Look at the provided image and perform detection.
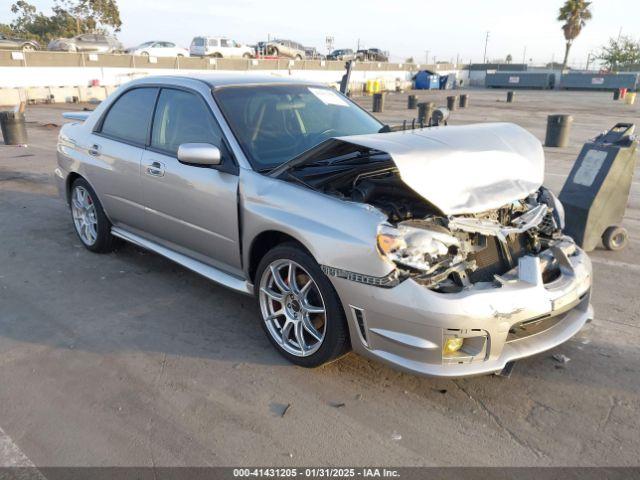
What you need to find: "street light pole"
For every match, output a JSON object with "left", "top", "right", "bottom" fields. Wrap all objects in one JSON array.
[
  {"left": 425, "top": 50, "right": 430, "bottom": 64},
  {"left": 483, "top": 31, "right": 490, "bottom": 63}
]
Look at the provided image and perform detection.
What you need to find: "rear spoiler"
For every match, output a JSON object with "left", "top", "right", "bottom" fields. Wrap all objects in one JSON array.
[{"left": 62, "top": 111, "right": 91, "bottom": 122}]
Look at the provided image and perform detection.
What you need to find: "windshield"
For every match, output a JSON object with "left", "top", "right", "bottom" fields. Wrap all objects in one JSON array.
[
  {"left": 138, "top": 41, "right": 154, "bottom": 48},
  {"left": 214, "top": 85, "right": 382, "bottom": 170}
]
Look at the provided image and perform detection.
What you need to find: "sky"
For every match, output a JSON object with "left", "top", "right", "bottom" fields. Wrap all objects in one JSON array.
[{"left": 1, "top": 0, "right": 637, "bottom": 66}]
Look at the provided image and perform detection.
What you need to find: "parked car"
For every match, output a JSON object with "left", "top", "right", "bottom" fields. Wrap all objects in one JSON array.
[
  {"left": 48, "top": 34, "right": 123, "bottom": 53},
  {"left": 0, "top": 33, "right": 40, "bottom": 51},
  {"left": 125, "top": 41, "right": 189, "bottom": 57},
  {"left": 264, "top": 39, "right": 305, "bottom": 59},
  {"left": 327, "top": 48, "right": 355, "bottom": 61},
  {"left": 356, "top": 48, "right": 388, "bottom": 62},
  {"left": 55, "top": 75, "right": 593, "bottom": 377},
  {"left": 189, "top": 36, "right": 253, "bottom": 58},
  {"left": 303, "top": 46, "right": 324, "bottom": 60}
]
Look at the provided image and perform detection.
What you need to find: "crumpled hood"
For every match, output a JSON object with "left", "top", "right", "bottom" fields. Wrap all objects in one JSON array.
[{"left": 336, "top": 123, "right": 544, "bottom": 215}]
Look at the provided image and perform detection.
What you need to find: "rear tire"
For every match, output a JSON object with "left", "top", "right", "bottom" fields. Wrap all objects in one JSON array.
[
  {"left": 69, "top": 177, "right": 117, "bottom": 253},
  {"left": 255, "top": 243, "right": 350, "bottom": 368}
]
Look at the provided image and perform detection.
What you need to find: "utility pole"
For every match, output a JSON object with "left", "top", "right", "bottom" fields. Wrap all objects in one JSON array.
[
  {"left": 425, "top": 50, "right": 430, "bottom": 64},
  {"left": 483, "top": 31, "right": 490, "bottom": 63},
  {"left": 522, "top": 46, "right": 527, "bottom": 64}
]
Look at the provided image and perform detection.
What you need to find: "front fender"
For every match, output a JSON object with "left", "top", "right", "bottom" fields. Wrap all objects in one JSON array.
[{"left": 240, "top": 169, "right": 392, "bottom": 278}]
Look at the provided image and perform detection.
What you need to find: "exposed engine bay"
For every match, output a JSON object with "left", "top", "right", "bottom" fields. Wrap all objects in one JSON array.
[{"left": 279, "top": 146, "right": 565, "bottom": 293}]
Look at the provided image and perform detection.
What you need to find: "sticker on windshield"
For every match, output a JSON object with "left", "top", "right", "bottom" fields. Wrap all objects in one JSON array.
[{"left": 308, "top": 88, "right": 349, "bottom": 107}]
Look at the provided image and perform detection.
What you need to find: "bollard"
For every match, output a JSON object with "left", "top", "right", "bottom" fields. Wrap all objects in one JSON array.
[
  {"left": 613, "top": 89, "right": 620, "bottom": 100},
  {"left": 417, "top": 102, "right": 434, "bottom": 126},
  {"left": 506, "top": 91, "right": 515, "bottom": 103},
  {"left": 372, "top": 93, "right": 385, "bottom": 113},
  {"left": 545, "top": 114, "right": 573, "bottom": 147},
  {"left": 459, "top": 94, "right": 468, "bottom": 108},
  {"left": 446, "top": 95, "right": 457, "bottom": 111},
  {"left": 407, "top": 94, "right": 417, "bottom": 109},
  {"left": 0, "top": 111, "right": 28, "bottom": 145},
  {"left": 620, "top": 88, "right": 627, "bottom": 99}
]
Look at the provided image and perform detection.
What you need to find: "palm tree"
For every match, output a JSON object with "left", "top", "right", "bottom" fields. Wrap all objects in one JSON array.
[{"left": 558, "top": 0, "right": 592, "bottom": 71}]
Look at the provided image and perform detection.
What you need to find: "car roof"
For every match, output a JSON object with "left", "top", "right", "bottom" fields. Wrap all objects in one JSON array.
[{"left": 129, "top": 74, "right": 325, "bottom": 89}]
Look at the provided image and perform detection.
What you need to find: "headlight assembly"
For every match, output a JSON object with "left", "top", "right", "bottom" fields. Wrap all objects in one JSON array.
[{"left": 376, "top": 222, "right": 463, "bottom": 274}]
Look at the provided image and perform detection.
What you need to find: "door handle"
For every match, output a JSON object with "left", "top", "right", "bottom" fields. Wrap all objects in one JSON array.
[
  {"left": 88, "top": 144, "right": 101, "bottom": 156},
  {"left": 145, "top": 161, "right": 165, "bottom": 177}
]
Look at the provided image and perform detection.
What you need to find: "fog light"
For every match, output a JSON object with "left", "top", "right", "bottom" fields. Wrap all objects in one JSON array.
[{"left": 443, "top": 337, "right": 464, "bottom": 355}]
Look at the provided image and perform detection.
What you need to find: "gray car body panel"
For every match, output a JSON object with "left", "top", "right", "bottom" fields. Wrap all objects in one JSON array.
[{"left": 55, "top": 74, "right": 594, "bottom": 377}]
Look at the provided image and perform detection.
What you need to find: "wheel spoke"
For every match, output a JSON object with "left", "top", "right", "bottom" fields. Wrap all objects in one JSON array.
[
  {"left": 302, "top": 314, "right": 322, "bottom": 342},
  {"left": 293, "top": 321, "right": 307, "bottom": 353},
  {"left": 261, "top": 287, "right": 284, "bottom": 303},
  {"left": 270, "top": 265, "right": 290, "bottom": 293},
  {"left": 265, "top": 309, "right": 284, "bottom": 323},
  {"left": 303, "top": 301, "right": 325, "bottom": 315},
  {"left": 299, "top": 277, "right": 313, "bottom": 298},
  {"left": 287, "top": 262, "right": 299, "bottom": 294},
  {"left": 280, "top": 319, "right": 293, "bottom": 345}
]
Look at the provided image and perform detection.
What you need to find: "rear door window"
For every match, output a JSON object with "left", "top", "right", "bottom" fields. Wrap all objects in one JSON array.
[{"left": 99, "top": 88, "right": 158, "bottom": 145}]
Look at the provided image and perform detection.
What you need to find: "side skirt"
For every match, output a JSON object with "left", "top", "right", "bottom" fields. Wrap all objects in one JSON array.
[{"left": 111, "top": 227, "right": 254, "bottom": 295}]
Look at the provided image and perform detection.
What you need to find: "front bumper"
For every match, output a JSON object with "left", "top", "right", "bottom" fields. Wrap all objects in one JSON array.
[{"left": 330, "top": 238, "right": 593, "bottom": 377}]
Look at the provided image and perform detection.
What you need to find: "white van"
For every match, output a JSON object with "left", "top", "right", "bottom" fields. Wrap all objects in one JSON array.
[{"left": 189, "top": 37, "right": 254, "bottom": 58}]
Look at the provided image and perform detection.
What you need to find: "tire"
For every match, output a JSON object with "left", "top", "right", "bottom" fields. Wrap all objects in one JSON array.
[
  {"left": 295, "top": 55, "right": 302, "bottom": 61},
  {"left": 177, "top": 54, "right": 184, "bottom": 58},
  {"left": 141, "top": 51, "right": 149, "bottom": 56},
  {"left": 602, "top": 226, "right": 628, "bottom": 251},
  {"left": 255, "top": 243, "right": 350, "bottom": 367},
  {"left": 69, "top": 177, "right": 117, "bottom": 253},
  {"left": 268, "top": 47, "right": 279, "bottom": 57},
  {"left": 243, "top": 53, "right": 252, "bottom": 59},
  {"left": 213, "top": 53, "right": 223, "bottom": 58},
  {"left": 21, "top": 43, "right": 36, "bottom": 52}
]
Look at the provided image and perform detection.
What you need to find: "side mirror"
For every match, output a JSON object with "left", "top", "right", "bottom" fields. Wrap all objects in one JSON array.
[{"left": 177, "top": 143, "right": 221, "bottom": 166}]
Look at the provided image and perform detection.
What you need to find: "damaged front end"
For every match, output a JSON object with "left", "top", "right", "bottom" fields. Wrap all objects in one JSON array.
[
  {"left": 376, "top": 188, "right": 567, "bottom": 292},
  {"left": 273, "top": 124, "right": 572, "bottom": 294}
]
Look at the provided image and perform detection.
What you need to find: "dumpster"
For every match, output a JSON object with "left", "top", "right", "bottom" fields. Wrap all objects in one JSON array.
[
  {"left": 559, "top": 123, "right": 638, "bottom": 251},
  {"left": 414, "top": 70, "right": 439, "bottom": 90}
]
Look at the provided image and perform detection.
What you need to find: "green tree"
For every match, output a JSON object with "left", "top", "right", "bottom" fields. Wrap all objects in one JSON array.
[
  {"left": 405, "top": 57, "right": 415, "bottom": 64},
  {"left": 55, "top": 0, "right": 122, "bottom": 34},
  {"left": 505, "top": 53, "right": 513, "bottom": 63},
  {"left": 6, "top": 0, "right": 121, "bottom": 44},
  {"left": 557, "top": 0, "right": 592, "bottom": 71},
  {"left": 597, "top": 35, "right": 640, "bottom": 70}
]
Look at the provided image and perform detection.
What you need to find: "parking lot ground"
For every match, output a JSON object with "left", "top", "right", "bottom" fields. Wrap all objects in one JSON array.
[{"left": 0, "top": 89, "right": 639, "bottom": 467}]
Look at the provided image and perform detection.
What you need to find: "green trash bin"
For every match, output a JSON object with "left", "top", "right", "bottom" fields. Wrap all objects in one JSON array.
[{"left": 559, "top": 123, "right": 638, "bottom": 251}]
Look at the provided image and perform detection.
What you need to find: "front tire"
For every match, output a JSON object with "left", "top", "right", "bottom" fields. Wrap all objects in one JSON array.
[
  {"left": 256, "top": 243, "right": 350, "bottom": 367},
  {"left": 70, "top": 178, "right": 116, "bottom": 253}
]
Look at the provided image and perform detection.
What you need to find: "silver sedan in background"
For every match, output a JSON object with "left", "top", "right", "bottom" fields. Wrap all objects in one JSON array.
[
  {"left": 55, "top": 75, "right": 593, "bottom": 377},
  {"left": 48, "top": 33, "right": 123, "bottom": 53}
]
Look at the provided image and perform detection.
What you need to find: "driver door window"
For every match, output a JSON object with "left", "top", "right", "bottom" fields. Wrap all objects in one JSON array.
[{"left": 151, "top": 88, "right": 224, "bottom": 155}]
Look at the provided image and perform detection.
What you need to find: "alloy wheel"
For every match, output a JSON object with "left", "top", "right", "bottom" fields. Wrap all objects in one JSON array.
[
  {"left": 259, "top": 259, "right": 327, "bottom": 357},
  {"left": 71, "top": 185, "right": 98, "bottom": 246}
]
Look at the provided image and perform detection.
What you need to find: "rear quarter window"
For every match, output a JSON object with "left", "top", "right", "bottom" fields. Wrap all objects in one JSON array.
[{"left": 99, "top": 87, "right": 158, "bottom": 145}]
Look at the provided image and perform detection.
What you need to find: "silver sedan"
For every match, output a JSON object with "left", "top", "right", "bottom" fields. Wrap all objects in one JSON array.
[{"left": 55, "top": 75, "right": 593, "bottom": 377}]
